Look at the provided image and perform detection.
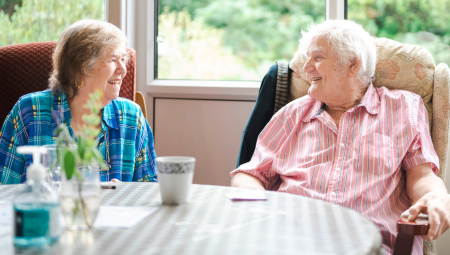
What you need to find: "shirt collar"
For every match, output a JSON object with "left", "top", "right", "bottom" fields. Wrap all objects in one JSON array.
[
  {"left": 356, "top": 83, "right": 379, "bottom": 115},
  {"left": 301, "top": 83, "right": 379, "bottom": 123},
  {"left": 302, "top": 100, "right": 325, "bottom": 123},
  {"left": 51, "top": 90, "right": 119, "bottom": 130}
]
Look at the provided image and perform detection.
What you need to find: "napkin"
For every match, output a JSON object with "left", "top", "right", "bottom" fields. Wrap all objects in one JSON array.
[{"left": 93, "top": 206, "right": 158, "bottom": 228}]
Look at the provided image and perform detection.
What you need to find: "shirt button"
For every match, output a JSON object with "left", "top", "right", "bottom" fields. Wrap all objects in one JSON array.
[
  {"left": 331, "top": 192, "right": 336, "bottom": 196},
  {"left": 340, "top": 143, "right": 345, "bottom": 147},
  {"left": 336, "top": 167, "right": 340, "bottom": 171}
]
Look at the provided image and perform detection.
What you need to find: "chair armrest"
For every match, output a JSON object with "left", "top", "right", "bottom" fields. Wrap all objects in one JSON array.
[
  {"left": 397, "top": 217, "right": 429, "bottom": 235},
  {"left": 135, "top": 91, "right": 147, "bottom": 120},
  {"left": 393, "top": 216, "right": 429, "bottom": 255}
]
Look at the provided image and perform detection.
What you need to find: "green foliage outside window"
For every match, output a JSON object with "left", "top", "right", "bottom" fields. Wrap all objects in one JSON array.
[
  {"left": 0, "top": 0, "right": 103, "bottom": 46},
  {"left": 349, "top": 0, "right": 450, "bottom": 37},
  {"left": 1, "top": 0, "right": 449, "bottom": 80},
  {"left": 158, "top": 0, "right": 450, "bottom": 80},
  {"left": 349, "top": 0, "right": 450, "bottom": 66},
  {"left": 157, "top": 0, "right": 325, "bottom": 80}
]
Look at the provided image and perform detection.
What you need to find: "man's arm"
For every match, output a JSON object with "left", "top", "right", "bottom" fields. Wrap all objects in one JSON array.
[
  {"left": 231, "top": 172, "right": 265, "bottom": 190},
  {"left": 231, "top": 112, "right": 289, "bottom": 190},
  {"left": 406, "top": 163, "right": 450, "bottom": 240}
]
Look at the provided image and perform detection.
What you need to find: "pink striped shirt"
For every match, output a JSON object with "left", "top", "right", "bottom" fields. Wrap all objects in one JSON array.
[{"left": 231, "top": 84, "right": 439, "bottom": 255}]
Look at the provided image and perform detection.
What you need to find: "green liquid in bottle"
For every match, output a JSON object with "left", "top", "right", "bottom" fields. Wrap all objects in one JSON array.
[{"left": 14, "top": 203, "right": 60, "bottom": 247}]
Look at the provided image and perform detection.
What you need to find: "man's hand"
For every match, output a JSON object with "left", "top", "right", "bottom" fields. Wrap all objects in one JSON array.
[
  {"left": 406, "top": 163, "right": 450, "bottom": 240},
  {"left": 231, "top": 172, "right": 265, "bottom": 190},
  {"left": 111, "top": 178, "right": 121, "bottom": 182},
  {"left": 407, "top": 191, "right": 450, "bottom": 240}
]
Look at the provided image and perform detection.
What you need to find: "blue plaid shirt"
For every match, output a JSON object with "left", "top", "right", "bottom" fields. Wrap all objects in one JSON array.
[{"left": 0, "top": 89, "right": 157, "bottom": 184}]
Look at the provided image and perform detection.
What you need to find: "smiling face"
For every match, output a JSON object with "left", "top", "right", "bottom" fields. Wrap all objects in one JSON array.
[
  {"left": 83, "top": 46, "right": 128, "bottom": 106},
  {"left": 302, "top": 36, "right": 362, "bottom": 110}
]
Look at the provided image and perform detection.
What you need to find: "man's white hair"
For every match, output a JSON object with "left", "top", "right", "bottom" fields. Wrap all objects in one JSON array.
[{"left": 299, "top": 20, "right": 377, "bottom": 86}]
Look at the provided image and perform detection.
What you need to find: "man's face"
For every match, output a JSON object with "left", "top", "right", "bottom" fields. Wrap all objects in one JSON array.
[{"left": 302, "top": 36, "right": 356, "bottom": 108}]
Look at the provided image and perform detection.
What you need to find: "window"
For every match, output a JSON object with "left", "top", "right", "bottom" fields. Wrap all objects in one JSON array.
[
  {"left": 156, "top": 0, "right": 325, "bottom": 81},
  {"left": 348, "top": 0, "right": 450, "bottom": 67},
  {"left": 0, "top": 0, "right": 104, "bottom": 46}
]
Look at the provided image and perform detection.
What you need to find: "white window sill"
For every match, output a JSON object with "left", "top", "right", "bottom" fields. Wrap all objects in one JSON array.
[{"left": 145, "top": 80, "right": 260, "bottom": 101}]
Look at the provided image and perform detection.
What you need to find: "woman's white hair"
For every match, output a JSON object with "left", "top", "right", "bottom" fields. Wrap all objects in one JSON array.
[{"left": 299, "top": 20, "right": 377, "bottom": 86}]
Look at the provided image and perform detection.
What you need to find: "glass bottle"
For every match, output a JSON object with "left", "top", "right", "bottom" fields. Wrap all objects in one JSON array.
[{"left": 13, "top": 146, "right": 61, "bottom": 247}]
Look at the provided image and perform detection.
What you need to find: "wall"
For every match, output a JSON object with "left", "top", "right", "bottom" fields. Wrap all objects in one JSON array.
[{"left": 154, "top": 98, "right": 255, "bottom": 186}]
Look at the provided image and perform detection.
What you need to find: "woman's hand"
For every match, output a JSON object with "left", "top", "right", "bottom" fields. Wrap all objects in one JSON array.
[{"left": 111, "top": 178, "right": 121, "bottom": 182}]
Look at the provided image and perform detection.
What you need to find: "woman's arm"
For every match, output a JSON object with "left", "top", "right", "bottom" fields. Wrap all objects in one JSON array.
[
  {"left": 133, "top": 113, "right": 157, "bottom": 182},
  {"left": 0, "top": 104, "right": 27, "bottom": 184}
]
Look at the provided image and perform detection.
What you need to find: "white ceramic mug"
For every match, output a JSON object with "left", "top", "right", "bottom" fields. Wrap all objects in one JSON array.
[{"left": 156, "top": 156, "right": 196, "bottom": 205}]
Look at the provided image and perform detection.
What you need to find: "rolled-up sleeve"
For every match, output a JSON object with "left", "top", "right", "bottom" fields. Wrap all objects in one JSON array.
[
  {"left": 231, "top": 114, "right": 287, "bottom": 190},
  {"left": 401, "top": 99, "right": 439, "bottom": 174}
]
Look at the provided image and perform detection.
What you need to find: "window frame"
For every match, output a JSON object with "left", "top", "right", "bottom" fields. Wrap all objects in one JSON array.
[{"left": 108, "top": 0, "right": 344, "bottom": 95}]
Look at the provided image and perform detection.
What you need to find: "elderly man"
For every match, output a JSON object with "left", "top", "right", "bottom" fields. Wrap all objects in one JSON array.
[{"left": 231, "top": 20, "right": 450, "bottom": 254}]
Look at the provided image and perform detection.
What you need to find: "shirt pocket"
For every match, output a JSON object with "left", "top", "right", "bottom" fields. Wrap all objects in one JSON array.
[{"left": 351, "top": 132, "right": 397, "bottom": 174}]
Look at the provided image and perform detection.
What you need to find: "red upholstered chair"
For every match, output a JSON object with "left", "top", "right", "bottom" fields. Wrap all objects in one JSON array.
[{"left": 0, "top": 41, "right": 147, "bottom": 127}]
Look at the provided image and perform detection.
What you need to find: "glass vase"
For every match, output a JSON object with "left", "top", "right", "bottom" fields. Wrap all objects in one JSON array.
[
  {"left": 42, "top": 144, "right": 61, "bottom": 192},
  {"left": 60, "top": 164, "right": 100, "bottom": 231}
]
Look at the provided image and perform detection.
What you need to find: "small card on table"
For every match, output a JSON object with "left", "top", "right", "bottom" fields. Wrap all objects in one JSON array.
[
  {"left": 93, "top": 206, "right": 158, "bottom": 228},
  {"left": 225, "top": 192, "right": 267, "bottom": 201}
]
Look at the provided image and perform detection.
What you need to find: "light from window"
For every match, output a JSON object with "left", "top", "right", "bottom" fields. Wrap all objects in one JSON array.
[
  {"left": 156, "top": 0, "right": 325, "bottom": 81},
  {"left": 0, "top": 0, "right": 104, "bottom": 47},
  {"left": 348, "top": 0, "right": 450, "bottom": 67}
]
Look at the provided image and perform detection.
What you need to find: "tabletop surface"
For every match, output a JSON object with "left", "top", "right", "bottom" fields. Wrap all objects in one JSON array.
[{"left": 0, "top": 183, "right": 382, "bottom": 255}]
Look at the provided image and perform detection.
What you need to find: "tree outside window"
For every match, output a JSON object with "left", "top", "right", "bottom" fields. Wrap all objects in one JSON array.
[{"left": 0, "top": 0, "right": 104, "bottom": 46}]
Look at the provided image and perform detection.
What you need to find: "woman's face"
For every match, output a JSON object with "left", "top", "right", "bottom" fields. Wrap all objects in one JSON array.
[
  {"left": 302, "top": 36, "right": 359, "bottom": 109},
  {"left": 84, "top": 46, "right": 127, "bottom": 105}
]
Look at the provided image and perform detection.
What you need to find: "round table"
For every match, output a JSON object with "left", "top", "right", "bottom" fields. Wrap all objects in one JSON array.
[{"left": 0, "top": 183, "right": 382, "bottom": 255}]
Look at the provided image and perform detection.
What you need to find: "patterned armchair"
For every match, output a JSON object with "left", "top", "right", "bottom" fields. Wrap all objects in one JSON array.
[
  {"left": 0, "top": 41, "right": 146, "bottom": 127},
  {"left": 287, "top": 37, "right": 450, "bottom": 255}
]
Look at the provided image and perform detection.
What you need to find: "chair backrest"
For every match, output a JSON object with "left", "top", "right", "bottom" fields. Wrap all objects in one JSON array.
[
  {"left": 287, "top": 37, "right": 450, "bottom": 255},
  {"left": 0, "top": 41, "right": 137, "bottom": 126}
]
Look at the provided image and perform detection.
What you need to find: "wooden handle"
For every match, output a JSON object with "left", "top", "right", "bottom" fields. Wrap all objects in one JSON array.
[
  {"left": 397, "top": 217, "right": 429, "bottom": 235},
  {"left": 393, "top": 218, "right": 429, "bottom": 255}
]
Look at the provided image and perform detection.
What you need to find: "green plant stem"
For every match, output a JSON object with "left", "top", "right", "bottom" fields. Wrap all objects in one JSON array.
[{"left": 77, "top": 174, "right": 92, "bottom": 228}]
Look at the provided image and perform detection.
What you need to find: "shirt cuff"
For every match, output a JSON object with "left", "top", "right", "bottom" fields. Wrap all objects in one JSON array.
[
  {"left": 231, "top": 165, "right": 273, "bottom": 190},
  {"left": 402, "top": 154, "right": 440, "bottom": 174}
]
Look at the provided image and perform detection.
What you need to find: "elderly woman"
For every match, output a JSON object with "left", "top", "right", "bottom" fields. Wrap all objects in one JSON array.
[
  {"left": 231, "top": 20, "right": 450, "bottom": 254},
  {"left": 0, "top": 20, "right": 157, "bottom": 184}
]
